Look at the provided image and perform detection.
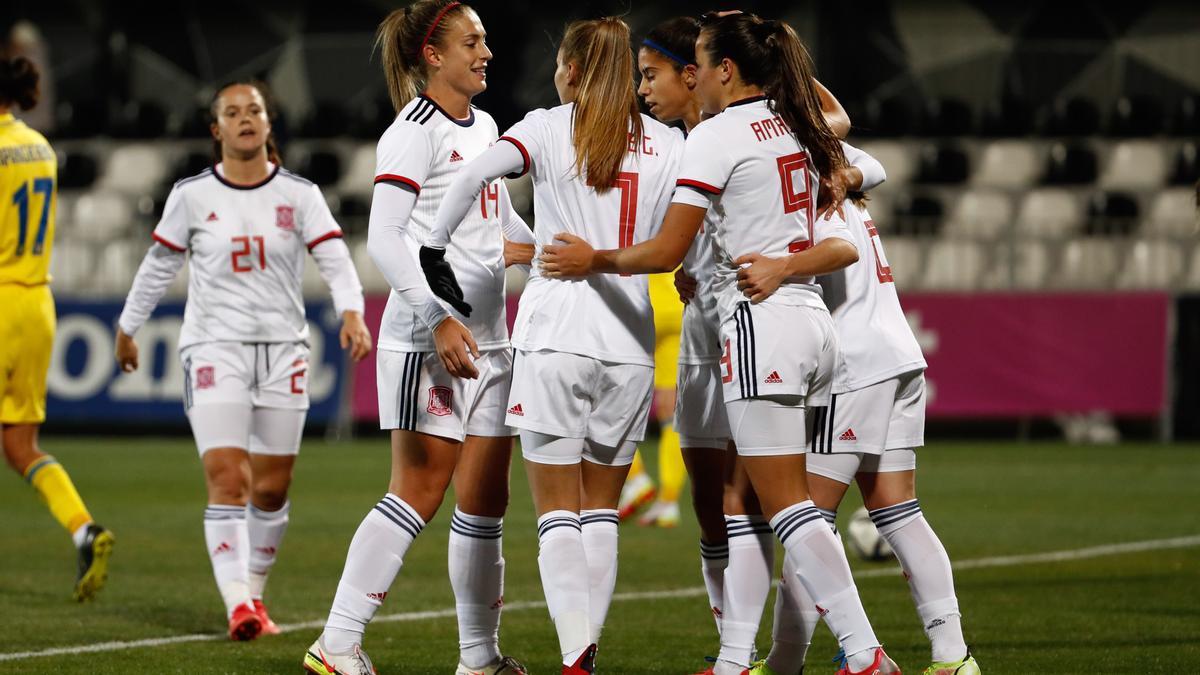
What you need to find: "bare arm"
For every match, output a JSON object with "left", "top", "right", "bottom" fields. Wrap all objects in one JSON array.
[
  {"left": 815, "top": 79, "right": 851, "bottom": 139},
  {"left": 539, "top": 202, "right": 707, "bottom": 278},
  {"left": 734, "top": 238, "right": 859, "bottom": 304}
]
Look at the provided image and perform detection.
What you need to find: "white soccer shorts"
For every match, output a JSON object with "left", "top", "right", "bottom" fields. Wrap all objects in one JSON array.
[
  {"left": 805, "top": 448, "right": 918, "bottom": 485},
  {"left": 377, "top": 348, "right": 515, "bottom": 442},
  {"left": 506, "top": 349, "right": 654, "bottom": 449},
  {"left": 674, "top": 360, "right": 731, "bottom": 449},
  {"left": 720, "top": 302, "right": 836, "bottom": 406},
  {"left": 808, "top": 371, "right": 927, "bottom": 456}
]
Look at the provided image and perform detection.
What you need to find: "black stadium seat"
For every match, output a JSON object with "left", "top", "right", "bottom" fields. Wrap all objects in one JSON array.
[
  {"left": 922, "top": 98, "right": 974, "bottom": 136},
  {"left": 56, "top": 151, "right": 99, "bottom": 189},
  {"left": 1109, "top": 96, "right": 1164, "bottom": 137},
  {"left": 300, "top": 150, "right": 342, "bottom": 186},
  {"left": 1085, "top": 191, "right": 1139, "bottom": 236},
  {"left": 893, "top": 193, "right": 944, "bottom": 237},
  {"left": 1043, "top": 142, "right": 1097, "bottom": 184},
  {"left": 173, "top": 151, "right": 212, "bottom": 184},
  {"left": 180, "top": 106, "right": 213, "bottom": 138},
  {"left": 351, "top": 98, "right": 396, "bottom": 140},
  {"left": 113, "top": 100, "right": 169, "bottom": 139},
  {"left": 54, "top": 100, "right": 107, "bottom": 138},
  {"left": 866, "top": 95, "right": 919, "bottom": 137},
  {"left": 1171, "top": 95, "right": 1200, "bottom": 137},
  {"left": 1043, "top": 97, "right": 1100, "bottom": 136},
  {"left": 303, "top": 101, "right": 350, "bottom": 138},
  {"left": 1171, "top": 142, "right": 1199, "bottom": 186},
  {"left": 980, "top": 96, "right": 1034, "bottom": 137},
  {"left": 916, "top": 144, "right": 970, "bottom": 184}
]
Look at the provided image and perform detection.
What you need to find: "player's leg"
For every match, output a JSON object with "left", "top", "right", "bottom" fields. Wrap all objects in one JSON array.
[
  {"left": 713, "top": 453, "right": 773, "bottom": 674},
  {"left": 617, "top": 449, "right": 656, "bottom": 520},
  {"left": 640, "top": 332, "right": 685, "bottom": 526},
  {"left": 578, "top": 441, "right": 635, "bottom": 643}
]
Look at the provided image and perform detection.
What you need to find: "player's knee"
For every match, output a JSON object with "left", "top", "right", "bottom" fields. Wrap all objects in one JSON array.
[
  {"left": 1, "top": 441, "right": 41, "bottom": 475},
  {"left": 205, "top": 462, "right": 249, "bottom": 504},
  {"left": 389, "top": 478, "right": 448, "bottom": 521},
  {"left": 250, "top": 482, "right": 289, "bottom": 511},
  {"left": 456, "top": 484, "right": 509, "bottom": 518}
]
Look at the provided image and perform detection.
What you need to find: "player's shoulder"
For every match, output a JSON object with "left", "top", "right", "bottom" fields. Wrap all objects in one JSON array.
[
  {"left": 170, "top": 166, "right": 216, "bottom": 193},
  {"left": 0, "top": 120, "right": 55, "bottom": 160},
  {"left": 641, "top": 115, "right": 685, "bottom": 148},
  {"left": 276, "top": 166, "right": 315, "bottom": 189}
]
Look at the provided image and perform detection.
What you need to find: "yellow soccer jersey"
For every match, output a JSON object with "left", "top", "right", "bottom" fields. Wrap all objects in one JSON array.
[{"left": 0, "top": 112, "right": 57, "bottom": 286}]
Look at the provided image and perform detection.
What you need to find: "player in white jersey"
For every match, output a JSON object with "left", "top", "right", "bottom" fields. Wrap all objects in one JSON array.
[
  {"left": 304, "top": 4, "right": 532, "bottom": 675},
  {"left": 421, "top": 17, "right": 683, "bottom": 674},
  {"left": 542, "top": 12, "right": 900, "bottom": 675},
  {"left": 758, "top": 186, "right": 980, "bottom": 675},
  {"left": 115, "top": 81, "right": 371, "bottom": 642}
]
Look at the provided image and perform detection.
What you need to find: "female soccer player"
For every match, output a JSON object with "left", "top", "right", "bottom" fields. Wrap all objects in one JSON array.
[
  {"left": 540, "top": 12, "right": 900, "bottom": 675},
  {"left": 423, "top": 16, "right": 685, "bottom": 673},
  {"left": 304, "top": 3, "right": 533, "bottom": 674},
  {"left": 115, "top": 80, "right": 371, "bottom": 641},
  {"left": 0, "top": 56, "right": 114, "bottom": 602}
]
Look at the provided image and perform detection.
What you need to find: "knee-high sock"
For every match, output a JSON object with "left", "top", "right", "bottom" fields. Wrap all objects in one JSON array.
[
  {"left": 247, "top": 501, "right": 290, "bottom": 601},
  {"left": 537, "top": 510, "right": 591, "bottom": 666},
  {"left": 699, "top": 538, "right": 729, "bottom": 634},
  {"left": 323, "top": 494, "right": 425, "bottom": 654},
  {"left": 449, "top": 508, "right": 505, "bottom": 669},
  {"left": 24, "top": 455, "right": 93, "bottom": 538},
  {"left": 580, "top": 509, "right": 620, "bottom": 642},
  {"left": 771, "top": 501, "right": 880, "bottom": 672},
  {"left": 204, "top": 504, "right": 251, "bottom": 617},
  {"left": 657, "top": 425, "right": 686, "bottom": 503},
  {"left": 766, "top": 509, "right": 837, "bottom": 674},
  {"left": 870, "top": 500, "right": 967, "bottom": 663},
  {"left": 717, "top": 515, "right": 775, "bottom": 670}
]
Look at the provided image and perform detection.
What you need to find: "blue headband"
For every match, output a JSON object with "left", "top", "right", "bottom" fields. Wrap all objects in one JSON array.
[{"left": 641, "top": 39, "right": 693, "bottom": 67}]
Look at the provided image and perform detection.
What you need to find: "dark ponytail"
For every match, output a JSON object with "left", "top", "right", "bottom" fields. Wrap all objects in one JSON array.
[
  {"left": 642, "top": 16, "right": 701, "bottom": 71},
  {"left": 0, "top": 57, "right": 40, "bottom": 111},
  {"left": 699, "top": 13, "right": 845, "bottom": 178},
  {"left": 209, "top": 79, "right": 283, "bottom": 166}
]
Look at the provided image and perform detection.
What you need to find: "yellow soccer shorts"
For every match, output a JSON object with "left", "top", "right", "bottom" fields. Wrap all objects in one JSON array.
[
  {"left": 649, "top": 273, "right": 683, "bottom": 392},
  {"left": 0, "top": 284, "right": 56, "bottom": 425}
]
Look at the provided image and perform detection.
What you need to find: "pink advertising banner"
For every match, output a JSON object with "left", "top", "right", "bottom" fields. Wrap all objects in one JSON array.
[{"left": 354, "top": 292, "right": 1171, "bottom": 420}]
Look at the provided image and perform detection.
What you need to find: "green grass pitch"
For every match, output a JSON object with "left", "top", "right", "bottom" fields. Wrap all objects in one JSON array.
[{"left": 1, "top": 438, "right": 1198, "bottom": 674}]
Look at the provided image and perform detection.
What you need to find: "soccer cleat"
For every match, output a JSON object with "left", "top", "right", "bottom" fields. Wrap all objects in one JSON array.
[
  {"left": 563, "top": 644, "right": 598, "bottom": 674},
  {"left": 303, "top": 637, "right": 378, "bottom": 675},
  {"left": 253, "top": 598, "right": 281, "bottom": 635},
  {"left": 690, "top": 655, "right": 717, "bottom": 674},
  {"left": 922, "top": 653, "right": 979, "bottom": 675},
  {"left": 456, "top": 655, "right": 530, "bottom": 674},
  {"left": 227, "top": 602, "right": 263, "bottom": 641},
  {"left": 833, "top": 647, "right": 901, "bottom": 675},
  {"left": 742, "top": 659, "right": 788, "bottom": 674},
  {"left": 617, "top": 473, "right": 656, "bottom": 521},
  {"left": 637, "top": 500, "right": 680, "bottom": 528},
  {"left": 73, "top": 523, "right": 114, "bottom": 602}
]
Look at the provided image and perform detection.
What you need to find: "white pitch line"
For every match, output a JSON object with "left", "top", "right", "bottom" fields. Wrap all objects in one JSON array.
[{"left": 2, "top": 533, "right": 1197, "bottom": 662}]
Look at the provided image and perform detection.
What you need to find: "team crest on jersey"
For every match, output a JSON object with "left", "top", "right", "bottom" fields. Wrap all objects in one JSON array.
[
  {"left": 275, "top": 205, "right": 295, "bottom": 231},
  {"left": 196, "top": 365, "right": 215, "bottom": 389},
  {"left": 427, "top": 386, "right": 453, "bottom": 416}
]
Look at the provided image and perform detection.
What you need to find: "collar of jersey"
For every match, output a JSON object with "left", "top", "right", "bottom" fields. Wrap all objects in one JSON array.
[
  {"left": 725, "top": 94, "right": 768, "bottom": 109},
  {"left": 418, "top": 93, "right": 475, "bottom": 127},
  {"left": 212, "top": 162, "right": 280, "bottom": 190},
  {"left": 0, "top": 113, "right": 14, "bottom": 125}
]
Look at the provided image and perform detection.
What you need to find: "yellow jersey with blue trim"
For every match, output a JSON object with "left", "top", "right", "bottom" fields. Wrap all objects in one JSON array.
[{"left": 0, "top": 112, "right": 57, "bottom": 286}]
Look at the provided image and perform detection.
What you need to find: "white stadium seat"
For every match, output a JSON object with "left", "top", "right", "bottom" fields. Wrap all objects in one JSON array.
[
  {"left": 1142, "top": 188, "right": 1198, "bottom": 238},
  {"left": 350, "top": 236, "right": 390, "bottom": 294},
  {"left": 1098, "top": 140, "right": 1169, "bottom": 191},
  {"left": 48, "top": 239, "right": 95, "bottom": 291},
  {"left": 1117, "top": 239, "right": 1185, "bottom": 289},
  {"left": 1015, "top": 189, "right": 1083, "bottom": 239},
  {"left": 879, "top": 236, "right": 922, "bottom": 290},
  {"left": 94, "top": 239, "right": 138, "bottom": 295},
  {"left": 1056, "top": 238, "right": 1122, "bottom": 289},
  {"left": 73, "top": 192, "right": 134, "bottom": 242},
  {"left": 857, "top": 141, "right": 917, "bottom": 188},
  {"left": 920, "top": 240, "right": 985, "bottom": 290},
  {"left": 338, "top": 143, "right": 377, "bottom": 197},
  {"left": 945, "top": 188, "right": 1012, "bottom": 240},
  {"left": 971, "top": 140, "right": 1042, "bottom": 189},
  {"left": 982, "top": 241, "right": 1051, "bottom": 289},
  {"left": 98, "top": 143, "right": 171, "bottom": 195}
]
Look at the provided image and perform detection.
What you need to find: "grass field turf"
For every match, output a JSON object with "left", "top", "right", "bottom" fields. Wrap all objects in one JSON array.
[{"left": 1, "top": 438, "right": 1197, "bottom": 674}]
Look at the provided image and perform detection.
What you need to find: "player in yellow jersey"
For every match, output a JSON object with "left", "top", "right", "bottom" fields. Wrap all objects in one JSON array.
[
  {"left": 617, "top": 271, "right": 689, "bottom": 526},
  {"left": 0, "top": 56, "right": 113, "bottom": 601}
]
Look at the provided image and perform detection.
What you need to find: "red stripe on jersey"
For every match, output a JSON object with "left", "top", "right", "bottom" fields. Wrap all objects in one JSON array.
[
  {"left": 306, "top": 230, "right": 344, "bottom": 251},
  {"left": 375, "top": 174, "right": 421, "bottom": 193},
  {"left": 498, "top": 136, "right": 531, "bottom": 178},
  {"left": 153, "top": 233, "right": 186, "bottom": 252},
  {"left": 676, "top": 178, "right": 722, "bottom": 195}
]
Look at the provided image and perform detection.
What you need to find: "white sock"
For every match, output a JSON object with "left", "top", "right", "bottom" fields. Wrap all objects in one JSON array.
[
  {"left": 771, "top": 501, "right": 880, "bottom": 672},
  {"left": 204, "top": 504, "right": 252, "bottom": 617},
  {"left": 699, "top": 538, "right": 729, "bottom": 634},
  {"left": 580, "top": 509, "right": 619, "bottom": 643},
  {"left": 718, "top": 515, "right": 775, "bottom": 669},
  {"left": 766, "top": 520, "right": 831, "bottom": 674},
  {"left": 247, "top": 500, "right": 290, "bottom": 601},
  {"left": 537, "top": 510, "right": 591, "bottom": 666},
  {"left": 449, "top": 507, "right": 505, "bottom": 669},
  {"left": 870, "top": 500, "right": 967, "bottom": 663},
  {"left": 72, "top": 523, "right": 91, "bottom": 548},
  {"left": 323, "top": 494, "right": 425, "bottom": 654}
]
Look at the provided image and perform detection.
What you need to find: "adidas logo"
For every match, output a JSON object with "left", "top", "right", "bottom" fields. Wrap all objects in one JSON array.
[
  {"left": 507, "top": 403, "right": 524, "bottom": 416},
  {"left": 711, "top": 606, "right": 723, "bottom": 619},
  {"left": 255, "top": 546, "right": 277, "bottom": 555},
  {"left": 839, "top": 428, "right": 857, "bottom": 442},
  {"left": 449, "top": 149, "right": 464, "bottom": 162},
  {"left": 206, "top": 211, "right": 219, "bottom": 222},
  {"left": 764, "top": 370, "right": 783, "bottom": 384},
  {"left": 367, "top": 591, "right": 388, "bottom": 602},
  {"left": 490, "top": 596, "right": 504, "bottom": 610},
  {"left": 211, "top": 542, "right": 232, "bottom": 555}
]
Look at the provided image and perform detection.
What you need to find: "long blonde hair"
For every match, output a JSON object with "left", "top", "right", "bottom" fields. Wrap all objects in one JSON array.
[
  {"left": 376, "top": 0, "right": 470, "bottom": 112},
  {"left": 560, "top": 17, "right": 643, "bottom": 192}
]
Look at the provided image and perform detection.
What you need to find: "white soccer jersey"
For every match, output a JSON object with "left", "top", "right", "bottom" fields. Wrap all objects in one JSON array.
[
  {"left": 151, "top": 163, "right": 344, "bottom": 349},
  {"left": 501, "top": 104, "right": 685, "bottom": 366},
  {"left": 815, "top": 202, "right": 926, "bottom": 393},
  {"left": 672, "top": 96, "right": 827, "bottom": 322},
  {"left": 677, "top": 210, "right": 723, "bottom": 364},
  {"left": 373, "top": 95, "right": 510, "bottom": 352}
]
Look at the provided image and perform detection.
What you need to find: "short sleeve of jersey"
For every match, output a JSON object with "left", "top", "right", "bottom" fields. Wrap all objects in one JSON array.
[
  {"left": 811, "top": 208, "right": 855, "bottom": 247},
  {"left": 672, "top": 122, "right": 734, "bottom": 209},
  {"left": 152, "top": 185, "right": 190, "bottom": 252},
  {"left": 300, "top": 183, "right": 344, "bottom": 250},
  {"left": 375, "top": 121, "right": 433, "bottom": 193},
  {"left": 498, "top": 108, "right": 551, "bottom": 179}
]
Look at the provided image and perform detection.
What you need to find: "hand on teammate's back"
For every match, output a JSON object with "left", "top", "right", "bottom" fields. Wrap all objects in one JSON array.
[
  {"left": 538, "top": 233, "right": 595, "bottom": 279},
  {"left": 339, "top": 311, "right": 373, "bottom": 362},
  {"left": 734, "top": 252, "right": 789, "bottom": 303},
  {"left": 434, "top": 317, "right": 480, "bottom": 379},
  {"left": 418, "top": 246, "right": 473, "bottom": 317},
  {"left": 674, "top": 268, "right": 697, "bottom": 304},
  {"left": 818, "top": 168, "right": 852, "bottom": 221}
]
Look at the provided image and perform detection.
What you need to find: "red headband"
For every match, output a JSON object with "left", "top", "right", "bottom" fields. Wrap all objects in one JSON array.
[{"left": 418, "top": 2, "right": 461, "bottom": 58}]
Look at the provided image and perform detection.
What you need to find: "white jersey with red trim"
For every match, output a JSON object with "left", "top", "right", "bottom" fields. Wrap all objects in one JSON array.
[
  {"left": 677, "top": 210, "right": 723, "bottom": 364},
  {"left": 500, "top": 104, "right": 685, "bottom": 366},
  {"left": 150, "top": 163, "right": 342, "bottom": 349},
  {"left": 671, "top": 96, "right": 826, "bottom": 323},
  {"left": 373, "top": 94, "right": 509, "bottom": 352},
  {"left": 814, "top": 202, "right": 926, "bottom": 393}
]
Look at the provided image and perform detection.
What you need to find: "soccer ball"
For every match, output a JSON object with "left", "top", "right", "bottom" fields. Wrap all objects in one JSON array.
[{"left": 844, "top": 507, "right": 894, "bottom": 561}]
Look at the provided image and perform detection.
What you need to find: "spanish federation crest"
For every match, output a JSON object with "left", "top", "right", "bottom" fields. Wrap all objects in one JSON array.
[{"left": 275, "top": 205, "right": 295, "bottom": 231}]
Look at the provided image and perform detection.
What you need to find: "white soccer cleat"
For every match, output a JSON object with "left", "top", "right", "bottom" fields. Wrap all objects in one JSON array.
[
  {"left": 455, "top": 655, "right": 529, "bottom": 674},
  {"left": 303, "top": 637, "right": 377, "bottom": 675}
]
